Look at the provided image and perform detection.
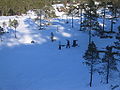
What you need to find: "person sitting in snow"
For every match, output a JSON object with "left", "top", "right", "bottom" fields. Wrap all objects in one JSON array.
[{"left": 31, "top": 40, "right": 35, "bottom": 43}]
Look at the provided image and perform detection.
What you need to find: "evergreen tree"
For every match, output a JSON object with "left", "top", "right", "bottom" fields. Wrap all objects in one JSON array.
[
  {"left": 0, "top": 0, "right": 55, "bottom": 16},
  {"left": 102, "top": 46, "right": 118, "bottom": 84},
  {"left": 11, "top": 19, "right": 19, "bottom": 38},
  {"left": 113, "top": 21, "right": 120, "bottom": 52},
  {"left": 8, "top": 19, "right": 12, "bottom": 28},
  {"left": 83, "top": 41, "right": 99, "bottom": 87},
  {"left": 0, "top": 26, "right": 5, "bottom": 41},
  {"left": 81, "top": 1, "right": 102, "bottom": 43}
]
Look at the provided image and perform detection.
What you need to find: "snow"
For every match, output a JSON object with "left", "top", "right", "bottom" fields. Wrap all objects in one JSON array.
[
  {"left": 0, "top": 14, "right": 89, "bottom": 90},
  {"left": 0, "top": 4, "right": 120, "bottom": 90},
  {"left": 52, "top": 4, "right": 65, "bottom": 17}
]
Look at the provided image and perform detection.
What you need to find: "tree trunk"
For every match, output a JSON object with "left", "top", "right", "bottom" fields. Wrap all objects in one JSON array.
[
  {"left": 2, "top": 10, "right": 4, "bottom": 16},
  {"left": 90, "top": 49, "right": 94, "bottom": 87},
  {"left": 103, "top": 16, "right": 105, "bottom": 32},
  {"left": 110, "top": 18, "right": 113, "bottom": 32},
  {"left": 80, "top": 8, "right": 82, "bottom": 31},
  {"left": 39, "top": 10, "right": 42, "bottom": 30},
  {"left": 90, "top": 60, "right": 93, "bottom": 87},
  {"left": 114, "top": 7, "right": 117, "bottom": 18},
  {"left": 89, "top": 30, "right": 91, "bottom": 44},
  {"left": 103, "top": 6, "right": 106, "bottom": 32},
  {"left": 15, "top": 28, "right": 17, "bottom": 38},
  {"left": 72, "top": 14, "right": 74, "bottom": 28},
  {"left": 89, "top": 8, "right": 92, "bottom": 44},
  {"left": 106, "top": 58, "right": 110, "bottom": 84}
]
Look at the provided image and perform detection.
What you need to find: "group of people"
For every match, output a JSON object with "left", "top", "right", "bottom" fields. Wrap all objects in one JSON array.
[
  {"left": 59, "top": 39, "right": 78, "bottom": 50},
  {"left": 50, "top": 32, "right": 79, "bottom": 50}
]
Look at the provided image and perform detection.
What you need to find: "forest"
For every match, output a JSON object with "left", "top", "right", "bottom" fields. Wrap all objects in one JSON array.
[{"left": 0, "top": 0, "right": 120, "bottom": 16}]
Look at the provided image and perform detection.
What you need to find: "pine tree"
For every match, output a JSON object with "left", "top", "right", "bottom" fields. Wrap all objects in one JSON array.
[
  {"left": 11, "top": 19, "right": 19, "bottom": 38},
  {"left": 0, "top": 0, "right": 55, "bottom": 16},
  {"left": 102, "top": 46, "right": 118, "bottom": 84},
  {"left": 8, "top": 19, "right": 12, "bottom": 28},
  {"left": 81, "top": 2, "right": 102, "bottom": 43},
  {"left": 0, "top": 26, "right": 5, "bottom": 41},
  {"left": 83, "top": 41, "right": 99, "bottom": 87},
  {"left": 114, "top": 30, "right": 120, "bottom": 50}
]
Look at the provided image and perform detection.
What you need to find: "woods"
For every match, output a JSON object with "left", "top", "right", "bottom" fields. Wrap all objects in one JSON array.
[
  {"left": 0, "top": 0, "right": 54, "bottom": 15},
  {"left": 0, "top": 0, "right": 120, "bottom": 16}
]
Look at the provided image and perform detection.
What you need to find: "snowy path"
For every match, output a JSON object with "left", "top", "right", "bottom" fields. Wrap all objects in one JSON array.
[{"left": 0, "top": 15, "right": 90, "bottom": 90}]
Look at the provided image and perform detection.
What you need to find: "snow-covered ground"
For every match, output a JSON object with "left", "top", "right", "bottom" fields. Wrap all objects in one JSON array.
[{"left": 0, "top": 4, "right": 120, "bottom": 90}]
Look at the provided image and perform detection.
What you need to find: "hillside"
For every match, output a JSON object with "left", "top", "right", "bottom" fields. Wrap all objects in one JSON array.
[{"left": 0, "top": 3, "right": 120, "bottom": 90}]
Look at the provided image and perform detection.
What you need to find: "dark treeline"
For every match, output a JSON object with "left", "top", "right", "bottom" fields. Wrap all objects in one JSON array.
[
  {"left": 0, "top": 0, "right": 55, "bottom": 16},
  {"left": 0, "top": 0, "right": 120, "bottom": 16}
]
